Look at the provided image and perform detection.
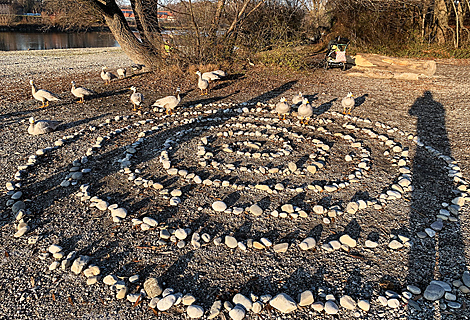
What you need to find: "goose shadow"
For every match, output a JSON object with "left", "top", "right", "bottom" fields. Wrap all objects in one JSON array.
[{"left": 245, "top": 80, "right": 297, "bottom": 105}]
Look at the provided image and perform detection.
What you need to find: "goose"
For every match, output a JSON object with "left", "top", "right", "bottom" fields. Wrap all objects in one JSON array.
[
  {"left": 297, "top": 97, "right": 313, "bottom": 124},
  {"left": 341, "top": 92, "right": 355, "bottom": 115},
  {"left": 28, "top": 117, "right": 61, "bottom": 135},
  {"left": 130, "top": 86, "right": 144, "bottom": 111},
  {"left": 202, "top": 71, "right": 221, "bottom": 82},
  {"left": 152, "top": 88, "right": 181, "bottom": 115},
  {"left": 71, "top": 81, "right": 95, "bottom": 103},
  {"left": 117, "top": 68, "right": 127, "bottom": 78},
  {"left": 101, "top": 66, "right": 117, "bottom": 84},
  {"left": 292, "top": 92, "right": 303, "bottom": 105},
  {"left": 211, "top": 69, "right": 226, "bottom": 77},
  {"left": 275, "top": 97, "right": 290, "bottom": 120},
  {"left": 30, "top": 80, "right": 60, "bottom": 108},
  {"left": 196, "top": 71, "right": 209, "bottom": 95}
]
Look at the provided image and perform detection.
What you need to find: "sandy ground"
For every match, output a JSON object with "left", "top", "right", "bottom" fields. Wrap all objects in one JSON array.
[{"left": 0, "top": 48, "right": 469, "bottom": 319}]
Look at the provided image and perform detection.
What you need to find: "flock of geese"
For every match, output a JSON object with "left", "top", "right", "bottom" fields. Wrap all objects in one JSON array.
[
  {"left": 28, "top": 66, "right": 355, "bottom": 135},
  {"left": 275, "top": 91, "right": 355, "bottom": 124}
]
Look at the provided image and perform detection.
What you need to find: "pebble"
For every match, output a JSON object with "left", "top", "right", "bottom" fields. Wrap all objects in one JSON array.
[
  {"left": 48, "top": 244, "right": 63, "bottom": 254},
  {"left": 71, "top": 255, "right": 90, "bottom": 274},
  {"left": 212, "top": 201, "right": 227, "bottom": 212},
  {"left": 144, "top": 277, "right": 163, "bottom": 298},
  {"left": 339, "top": 234, "right": 356, "bottom": 247},
  {"left": 233, "top": 293, "right": 252, "bottom": 310},
  {"left": 357, "top": 299, "right": 370, "bottom": 312},
  {"left": 269, "top": 293, "right": 297, "bottom": 313},
  {"left": 187, "top": 305, "right": 204, "bottom": 318},
  {"left": 312, "top": 301, "right": 324, "bottom": 312},
  {"left": 324, "top": 300, "right": 339, "bottom": 314},
  {"left": 298, "top": 290, "right": 314, "bottom": 306},
  {"left": 228, "top": 304, "right": 245, "bottom": 320},
  {"left": 388, "top": 240, "right": 403, "bottom": 249},
  {"left": 463, "top": 271, "right": 470, "bottom": 287},
  {"left": 157, "top": 294, "right": 176, "bottom": 311},
  {"left": 273, "top": 243, "right": 289, "bottom": 253},
  {"left": 225, "top": 236, "right": 238, "bottom": 248},
  {"left": 249, "top": 204, "right": 263, "bottom": 216},
  {"left": 423, "top": 283, "right": 445, "bottom": 301},
  {"left": 387, "top": 298, "right": 400, "bottom": 308},
  {"left": 299, "top": 237, "right": 316, "bottom": 250},
  {"left": 340, "top": 295, "right": 356, "bottom": 310},
  {"left": 208, "top": 300, "right": 222, "bottom": 319}
]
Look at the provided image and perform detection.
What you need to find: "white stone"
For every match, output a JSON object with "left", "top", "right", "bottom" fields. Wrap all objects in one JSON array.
[
  {"left": 269, "top": 293, "right": 297, "bottom": 313},
  {"left": 233, "top": 293, "right": 252, "bottom": 310},
  {"left": 187, "top": 305, "right": 204, "bottom": 318},
  {"left": 212, "top": 201, "right": 227, "bottom": 212},
  {"left": 157, "top": 294, "right": 177, "bottom": 311},
  {"left": 299, "top": 237, "right": 316, "bottom": 250}
]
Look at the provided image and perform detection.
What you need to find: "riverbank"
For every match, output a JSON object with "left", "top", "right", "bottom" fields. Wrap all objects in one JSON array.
[{"left": 0, "top": 48, "right": 469, "bottom": 319}]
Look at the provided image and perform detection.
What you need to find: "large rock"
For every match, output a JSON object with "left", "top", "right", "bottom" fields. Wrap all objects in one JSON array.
[
  {"left": 144, "top": 277, "right": 163, "bottom": 298},
  {"left": 269, "top": 293, "right": 297, "bottom": 313}
]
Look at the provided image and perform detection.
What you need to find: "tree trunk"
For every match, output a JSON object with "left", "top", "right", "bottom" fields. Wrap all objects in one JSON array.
[
  {"left": 83, "top": 0, "right": 162, "bottom": 68},
  {"left": 434, "top": 0, "right": 449, "bottom": 45},
  {"left": 208, "top": 0, "right": 226, "bottom": 43}
]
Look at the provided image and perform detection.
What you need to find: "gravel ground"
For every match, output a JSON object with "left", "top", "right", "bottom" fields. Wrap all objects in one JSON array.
[{"left": 0, "top": 48, "right": 469, "bottom": 320}]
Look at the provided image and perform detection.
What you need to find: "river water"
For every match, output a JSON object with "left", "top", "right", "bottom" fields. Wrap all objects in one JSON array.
[{"left": 0, "top": 31, "right": 119, "bottom": 51}]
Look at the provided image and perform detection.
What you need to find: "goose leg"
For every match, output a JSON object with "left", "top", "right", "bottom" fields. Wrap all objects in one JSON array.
[{"left": 40, "top": 101, "right": 45, "bottom": 108}]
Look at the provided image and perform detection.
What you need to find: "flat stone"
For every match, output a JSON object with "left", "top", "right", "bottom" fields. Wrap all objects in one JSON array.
[
  {"left": 423, "top": 283, "right": 445, "bottom": 301},
  {"left": 225, "top": 236, "right": 238, "bottom": 248},
  {"left": 298, "top": 290, "right": 314, "bottom": 306},
  {"left": 71, "top": 255, "right": 90, "bottom": 274},
  {"left": 312, "top": 301, "right": 324, "bottom": 312},
  {"left": 462, "top": 271, "right": 470, "bottom": 287},
  {"left": 182, "top": 294, "right": 196, "bottom": 306},
  {"left": 269, "top": 293, "right": 297, "bottom": 313},
  {"left": 324, "top": 300, "right": 339, "bottom": 314},
  {"left": 431, "top": 219, "right": 444, "bottom": 231},
  {"left": 273, "top": 243, "right": 289, "bottom": 253},
  {"left": 187, "top": 305, "right": 204, "bottom": 318},
  {"left": 388, "top": 240, "right": 403, "bottom": 250},
  {"left": 212, "top": 201, "right": 227, "bottom": 212},
  {"left": 387, "top": 298, "right": 400, "bottom": 308},
  {"left": 228, "top": 304, "right": 245, "bottom": 320},
  {"left": 48, "top": 244, "right": 63, "bottom": 254},
  {"left": 281, "top": 204, "right": 294, "bottom": 213},
  {"left": 208, "top": 300, "right": 222, "bottom": 319},
  {"left": 339, "top": 234, "right": 356, "bottom": 247},
  {"left": 233, "top": 293, "right": 252, "bottom": 310},
  {"left": 358, "top": 300, "right": 370, "bottom": 312},
  {"left": 365, "top": 240, "right": 378, "bottom": 248},
  {"left": 249, "top": 204, "right": 263, "bottom": 216},
  {"left": 299, "top": 237, "right": 316, "bottom": 250},
  {"left": 340, "top": 295, "right": 356, "bottom": 310},
  {"left": 103, "top": 274, "right": 118, "bottom": 285},
  {"left": 157, "top": 294, "right": 176, "bottom": 311},
  {"left": 407, "top": 285, "right": 421, "bottom": 295},
  {"left": 430, "top": 280, "right": 452, "bottom": 292},
  {"left": 144, "top": 277, "right": 162, "bottom": 298}
]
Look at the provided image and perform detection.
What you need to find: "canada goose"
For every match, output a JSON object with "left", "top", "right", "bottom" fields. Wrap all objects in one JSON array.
[
  {"left": 196, "top": 71, "right": 209, "bottom": 95},
  {"left": 152, "top": 88, "right": 181, "bottom": 115},
  {"left": 292, "top": 92, "right": 303, "bottom": 105},
  {"left": 130, "top": 86, "right": 144, "bottom": 111},
  {"left": 101, "top": 67, "right": 117, "bottom": 84},
  {"left": 30, "top": 80, "right": 60, "bottom": 108},
  {"left": 342, "top": 92, "right": 355, "bottom": 115},
  {"left": 71, "top": 81, "right": 95, "bottom": 103},
  {"left": 117, "top": 68, "right": 127, "bottom": 78},
  {"left": 28, "top": 117, "right": 61, "bottom": 135},
  {"left": 297, "top": 98, "right": 313, "bottom": 124},
  {"left": 275, "top": 97, "right": 290, "bottom": 120}
]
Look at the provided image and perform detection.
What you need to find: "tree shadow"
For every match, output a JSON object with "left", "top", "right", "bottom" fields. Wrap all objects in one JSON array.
[{"left": 407, "top": 91, "right": 468, "bottom": 316}]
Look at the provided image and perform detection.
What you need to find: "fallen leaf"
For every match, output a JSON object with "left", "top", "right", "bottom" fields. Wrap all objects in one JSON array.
[
  {"left": 52, "top": 293, "right": 56, "bottom": 301},
  {"left": 68, "top": 296, "right": 74, "bottom": 306},
  {"left": 133, "top": 295, "right": 142, "bottom": 308}
]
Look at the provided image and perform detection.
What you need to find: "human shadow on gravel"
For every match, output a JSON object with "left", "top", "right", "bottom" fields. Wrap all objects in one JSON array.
[{"left": 407, "top": 91, "right": 468, "bottom": 317}]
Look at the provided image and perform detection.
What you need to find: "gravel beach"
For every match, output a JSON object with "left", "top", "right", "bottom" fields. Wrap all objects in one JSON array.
[{"left": 0, "top": 47, "right": 469, "bottom": 319}]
